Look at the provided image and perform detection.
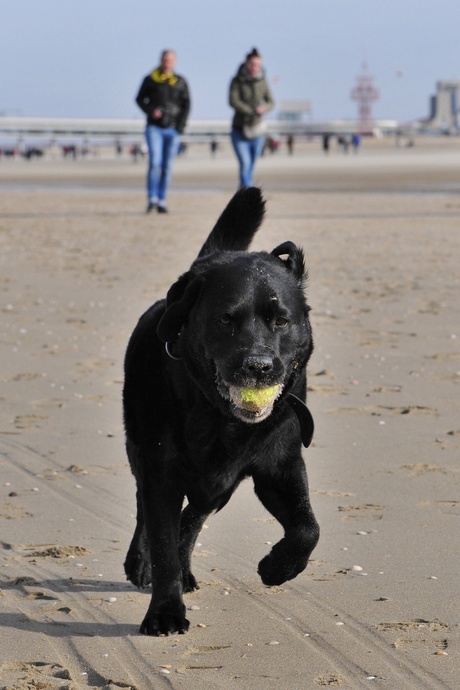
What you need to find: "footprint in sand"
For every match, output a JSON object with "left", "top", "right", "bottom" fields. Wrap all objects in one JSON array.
[
  {"left": 21, "top": 544, "right": 91, "bottom": 559},
  {"left": 32, "top": 398, "right": 66, "bottom": 409},
  {"left": 314, "top": 672, "right": 347, "bottom": 686},
  {"left": 371, "top": 385, "right": 402, "bottom": 394},
  {"left": 75, "top": 358, "right": 116, "bottom": 378},
  {"left": 13, "top": 414, "right": 48, "bottom": 429},
  {"left": 435, "top": 429, "right": 460, "bottom": 450},
  {"left": 0, "top": 662, "right": 74, "bottom": 689},
  {"left": 338, "top": 504, "right": 385, "bottom": 521},
  {"left": 308, "top": 382, "right": 348, "bottom": 395},
  {"left": 399, "top": 463, "right": 447, "bottom": 475},
  {"left": 328, "top": 404, "right": 438, "bottom": 417},
  {"left": 392, "top": 637, "right": 448, "bottom": 652},
  {"left": 8, "top": 372, "right": 44, "bottom": 382},
  {"left": 425, "top": 352, "right": 460, "bottom": 362},
  {"left": 314, "top": 489, "right": 353, "bottom": 497},
  {"left": 377, "top": 619, "right": 450, "bottom": 656},
  {"left": 377, "top": 619, "right": 449, "bottom": 633},
  {"left": 0, "top": 502, "right": 32, "bottom": 520}
]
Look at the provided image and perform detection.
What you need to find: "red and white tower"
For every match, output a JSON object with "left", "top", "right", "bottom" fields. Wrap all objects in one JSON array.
[{"left": 350, "top": 63, "right": 379, "bottom": 134}]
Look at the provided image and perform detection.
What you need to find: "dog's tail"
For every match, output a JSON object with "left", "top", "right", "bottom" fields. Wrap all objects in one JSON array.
[{"left": 197, "top": 187, "right": 266, "bottom": 258}]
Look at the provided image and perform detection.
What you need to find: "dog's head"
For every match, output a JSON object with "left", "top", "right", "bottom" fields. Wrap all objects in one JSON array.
[{"left": 157, "top": 240, "right": 313, "bottom": 425}]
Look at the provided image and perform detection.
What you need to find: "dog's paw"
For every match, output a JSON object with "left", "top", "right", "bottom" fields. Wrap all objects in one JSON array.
[
  {"left": 182, "top": 570, "right": 199, "bottom": 594},
  {"left": 257, "top": 543, "right": 309, "bottom": 587},
  {"left": 124, "top": 550, "right": 151, "bottom": 589},
  {"left": 140, "top": 607, "right": 190, "bottom": 636},
  {"left": 258, "top": 553, "right": 289, "bottom": 586}
]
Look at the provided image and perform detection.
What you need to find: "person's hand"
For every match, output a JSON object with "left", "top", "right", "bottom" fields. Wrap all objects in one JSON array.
[
  {"left": 153, "top": 108, "right": 163, "bottom": 119},
  {"left": 255, "top": 105, "right": 266, "bottom": 115}
]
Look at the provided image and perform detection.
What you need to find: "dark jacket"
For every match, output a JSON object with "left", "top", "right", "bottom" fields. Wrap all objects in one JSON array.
[
  {"left": 229, "top": 64, "right": 274, "bottom": 130},
  {"left": 136, "top": 69, "right": 190, "bottom": 134}
]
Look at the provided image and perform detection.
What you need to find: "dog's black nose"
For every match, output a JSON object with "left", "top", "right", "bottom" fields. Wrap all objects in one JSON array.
[{"left": 243, "top": 354, "right": 273, "bottom": 374}]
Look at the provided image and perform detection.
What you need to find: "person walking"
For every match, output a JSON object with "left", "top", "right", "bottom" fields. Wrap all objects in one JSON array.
[
  {"left": 135, "top": 50, "right": 190, "bottom": 213},
  {"left": 229, "top": 48, "right": 274, "bottom": 188}
]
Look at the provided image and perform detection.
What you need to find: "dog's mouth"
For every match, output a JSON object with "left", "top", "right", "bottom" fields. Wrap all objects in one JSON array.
[{"left": 217, "top": 378, "right": 283, "bottom": 423}]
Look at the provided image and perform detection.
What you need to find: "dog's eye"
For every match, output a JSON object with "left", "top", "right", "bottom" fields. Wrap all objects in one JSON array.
[
  {"left": 218, "top": 315, "right": 232, "bottom": 326},
  {"left": 275, "top": 317, "right": 289, "bottom": 328}
]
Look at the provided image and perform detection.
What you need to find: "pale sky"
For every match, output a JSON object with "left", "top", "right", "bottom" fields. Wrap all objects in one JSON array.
[{"left": 2, "top": 0, "right": 458, "bottom": 124}]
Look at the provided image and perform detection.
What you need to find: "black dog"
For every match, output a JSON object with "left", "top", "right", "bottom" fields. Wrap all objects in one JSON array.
[{"left": 123, "top": 187, "right": 319, "bottom": 636}]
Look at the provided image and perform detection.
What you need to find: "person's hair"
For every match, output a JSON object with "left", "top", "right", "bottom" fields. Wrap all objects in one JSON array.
[
  {"left": 160, "top": 49, "right": 176, "bottom": 60},
  {"left": 246, "top": 48, "right": 261, "bottom": 61}
]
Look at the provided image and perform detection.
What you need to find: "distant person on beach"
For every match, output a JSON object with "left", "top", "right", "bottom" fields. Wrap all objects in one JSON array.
[
  {"left": 135, "top": 49, "right": 190, "bottom": 214},
  {"left": 229, "top": 48, "right": 274, "bottom": 188},
  {"left": 210, "top": 139, "right": 219, "bottom": 157},
  {"left": 337, "top": 135, "right": 350, "bottom": 154},
  {"left": 351, "top": 133, "right": 361, "bottom": 153},
  {"left": 322, "top": 133, "right": 331, "bottom": 154}
]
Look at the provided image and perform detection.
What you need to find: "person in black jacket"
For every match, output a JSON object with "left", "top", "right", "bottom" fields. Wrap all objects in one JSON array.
[{"left": 136, "top": 50, "right": 190, "bottom": 213}]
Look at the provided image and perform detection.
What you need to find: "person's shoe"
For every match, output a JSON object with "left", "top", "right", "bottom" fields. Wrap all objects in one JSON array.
[
  {"left": 157, "top": 205, "right": 168, "bottom": 214},
  {"left": 146, "top": 201, "right": 156, "bottom": 214}
]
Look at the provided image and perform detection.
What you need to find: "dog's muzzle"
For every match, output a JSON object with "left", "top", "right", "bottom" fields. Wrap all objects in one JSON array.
[{"left": 217, "top": 376, "right": 283, "bottom": 424}]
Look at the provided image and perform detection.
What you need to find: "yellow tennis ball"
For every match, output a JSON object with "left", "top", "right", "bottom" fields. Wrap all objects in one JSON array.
[{"left": 240, "top": 385, "right": 281, "bottom": 407}]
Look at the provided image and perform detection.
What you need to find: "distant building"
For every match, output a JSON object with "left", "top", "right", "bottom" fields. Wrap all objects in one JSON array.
[
  {"left": 278, "top": 100, "right": 311, "bottom": 122},
  {"left": 421, "top": 81, "right": 460, "bottom": 133}
]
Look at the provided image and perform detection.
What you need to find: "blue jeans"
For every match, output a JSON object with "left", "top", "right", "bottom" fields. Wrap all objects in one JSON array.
[
  {"left": 145, "top": 125, "right": 180, "bottom": 203},
  {"left": 231, "top": 128, "right": 266, "bottom": 188}
]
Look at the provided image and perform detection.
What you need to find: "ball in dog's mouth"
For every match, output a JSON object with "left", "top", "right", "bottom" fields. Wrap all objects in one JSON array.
[{"left": 227, "top": 383, "right": 282, "bottom": 421}]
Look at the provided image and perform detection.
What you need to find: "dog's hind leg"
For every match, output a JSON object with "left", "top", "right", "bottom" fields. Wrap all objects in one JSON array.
[
  {"left": 124, "top": 487, "right": 152, "bottom": 588},
  {"left": 178, "top": 504, "right": 210, "bottom": 592},
  {"left": 253, "top": 460, "right": 320, "bottom": 587},
  {"left": 124, "top": 440, "right": 152, "bottom": 588}
]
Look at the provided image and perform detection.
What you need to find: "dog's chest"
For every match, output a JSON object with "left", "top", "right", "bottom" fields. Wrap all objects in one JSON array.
[{"left": 182, "top": 424, "right": 260, "bottom": 511}]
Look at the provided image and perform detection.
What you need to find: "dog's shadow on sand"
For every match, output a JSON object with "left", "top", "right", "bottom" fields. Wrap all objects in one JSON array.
[
  {"left": 0, "top": 612, "right": 138, "bottom": 638},
  {"left": 1, "top": 577, "right": 146, "bottom": 638},
  {"left": 0, "top": 210, "right": 143, "bottom": 220}
]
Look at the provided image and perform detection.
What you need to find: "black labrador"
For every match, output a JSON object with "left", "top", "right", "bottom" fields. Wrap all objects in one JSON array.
[{"left": 123, "top": 187, "right": 319, "bottom": 636}]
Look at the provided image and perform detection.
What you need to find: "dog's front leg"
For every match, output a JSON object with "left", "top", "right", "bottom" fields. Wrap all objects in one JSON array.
[
  {"left": 179, "top": 503, "right": 210, "bottom": 592},
  {"left": 253, "top": 459, "right": 320, "bottom": 586},
  {"left": 139, "top": 465, "right": 189, "bottom": 636}
]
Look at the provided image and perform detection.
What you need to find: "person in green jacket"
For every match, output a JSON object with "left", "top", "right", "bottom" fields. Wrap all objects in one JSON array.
[
  {"left": 229, "top": 48, "right": 274, "bottom": 188},
  {"left": 136, "top": 50, "right": 190, "bottom": 213}
]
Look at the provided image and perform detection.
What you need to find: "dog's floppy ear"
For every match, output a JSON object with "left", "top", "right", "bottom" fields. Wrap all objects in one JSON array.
[
  {"left": 157, "top": 272, "right": 203, "bottom": 343},
  {"left": 271, "top": 241, "right": 306, "bottom": 285}
]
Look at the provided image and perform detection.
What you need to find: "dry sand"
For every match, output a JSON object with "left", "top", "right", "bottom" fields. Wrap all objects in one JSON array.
[{"left": 1, "top": 138, "right": 459, "bottom": 689}]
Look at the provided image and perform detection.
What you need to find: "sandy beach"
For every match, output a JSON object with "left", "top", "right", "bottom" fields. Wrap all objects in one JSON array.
[{"left": 1, "top": 138, "right": 459, "bottom": 689}]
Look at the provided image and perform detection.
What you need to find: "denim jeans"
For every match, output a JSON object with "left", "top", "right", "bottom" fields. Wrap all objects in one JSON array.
[
  {"left": 230, "top": 128, "right": 266, "bottom": 188},
  {"left": 145, "top": 125, "right": 180, "bottom": 203}
]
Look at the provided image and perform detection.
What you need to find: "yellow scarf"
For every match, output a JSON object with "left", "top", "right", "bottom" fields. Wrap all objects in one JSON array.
[{"left": 151, "top": 67, "right": 178, "bottom": 86}]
